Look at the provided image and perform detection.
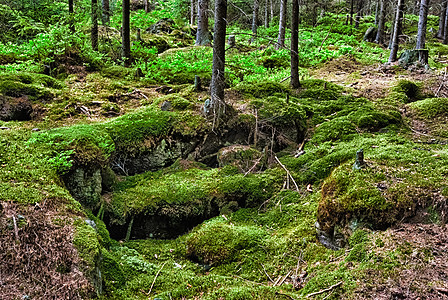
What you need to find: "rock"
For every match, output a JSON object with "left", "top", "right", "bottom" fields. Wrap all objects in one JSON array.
[
  {"left": 147, "top": 18, "right": 175, "bottom": 34},
  {"left": 0, "top": 95, "right": 33, "bottom": 121},
  {"left": 363, "top": 27, "right": 377, "bottom": 42},
  {"left": 160, "top": 100, "right": 172, "bottom": 111},
  {"left": 0, "top": 126, "right": 10, "bottom": 130},
  {"left": 31, "top": 128, "right": 40, "bottom": 131},
  {"left": 63, "top": 167, "right": 102, "bottom": 210},
  {"left": 353, "top": 149, "right": 367, "bottom": 170},
  {"left": 217, "top": 145, "right": 263, "bottom": 173}
]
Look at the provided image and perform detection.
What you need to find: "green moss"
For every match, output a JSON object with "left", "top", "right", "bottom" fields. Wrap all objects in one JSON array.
[
  {"left": 28, "top": 124, "right": 115, "bottom": 166},
  {"left": 409, "top": 98, "right": 448, "bottom": 119},
  {"left": 298, "top": 79, "right": 344, "bottom": 102},
  {"left": 73, "top": 219, "right": 101, "bottom": 271},
  {"left": 347, "top": 105, "right": 402, "bottom": 131},
  {"left": 152, "top": 94, "right": 193, "bottom": 110},
  {"left": 393, "top": 80, "right": 422, "bottom": 103},
  {"left": 145, "top": 35, "right": 170, "bottom": 53},
  {"left": 100, "top": 66, "right": 132, "bottom": 78},
  {"left": 311, "top": 116, "right": 358, "bottom": 144},
  {"left": 186, "top": 217, "right": 268, "bottom": 265},
  {"left": 235, "top": 81, "right": 290, "bottom": 98}
]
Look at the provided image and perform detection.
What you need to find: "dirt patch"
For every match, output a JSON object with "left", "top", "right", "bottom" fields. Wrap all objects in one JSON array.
[{"left": 355, "top": 223, "right": 448, "bottom": 299}]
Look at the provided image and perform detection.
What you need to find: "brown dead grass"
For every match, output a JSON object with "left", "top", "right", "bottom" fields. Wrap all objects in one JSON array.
[{"left": 0, "top": 200, "right": 92, "bottom": 300}]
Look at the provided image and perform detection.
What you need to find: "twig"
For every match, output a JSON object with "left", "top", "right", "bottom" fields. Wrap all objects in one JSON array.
[
  {"left": 12, "top": 216, "right": 19, "bottom": 241},
  {"left": 148, "top": 262, "right": 167, "bottom": 295},
  {"left": 306, "top": 281, "right": 343, "bottom": 298},
  {"left": 280, "top": 75, "right": 291, "bottom": 83},
  {"left": 244, "top": 156, "right": 263, "bottom": 176},
  {"left": 278, "top": 271, "right": 292, "bottom": 286},
  {"left": 274, "top": 156, "right": 299, "bottom": 192},
  {"left": 260, "top": 263, "right": 274, "bottom": 283},
  {"left": 435, "top": 67, "right": 447, "bottom": 97},
  {"left": 234, "top": 275, "right": 267, "bottom": 286}
]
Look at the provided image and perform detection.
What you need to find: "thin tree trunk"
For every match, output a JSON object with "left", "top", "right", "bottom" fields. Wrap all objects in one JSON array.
[
  {"left": 375, "top": 0, "right": 379, "bottom": 25},
  {"left": 375, "top": 0, "right": 384, "bottom": 44},
  {"left": 191, "top": 0, "right": 196, "bottom": 26},
  {"left": 264, "top": 0, "right": 269, "bottom": 27},
  {"left": 91, "top": 0, "right": 98, "bottom": 51},
  {"left": 270, "top": 0, "right": 274, "bottom": 21},
  {"left": 69, "top": 0, "right": 75, "bottom": 33},
  {"left": 196, "top": 0, "right": 211, "bottom": 45},
  {"left": 350, "top": 0, "right": 355, "bottom": 25},
  {"left": 144, "top": 0, "right": 150, "bottom": 13},
  {"left": 210, "top": 0, "right": 227, "bottom": 117},
  {"left": 251, "top": 0, "right": 259, "bottom": 43},
  {"left": 122, "top": 0, "right": 131, "bottom": 67},
  {"left": 102, "top": 0, "right": 110, "bottom": 24},
  {"left": 389, "top": 0, "right": 404, "bottom": 62},
  {"left": 416, "top": 0, "right": 430, "bottom": 49},
  {"left": 291, "top": 0, "right": 300, "bottom": 89},
  {"left": 276, "top": 0, "right": 287, "bottom": 49},
  {"left": 443, "top": 2, "right": 448, "bottom": 43},
  {"left": 437, "top": 1, "right": 447, "bottom": 38},
  {"left": 355, "top": 0, "right": 364, "bottom": 29}
]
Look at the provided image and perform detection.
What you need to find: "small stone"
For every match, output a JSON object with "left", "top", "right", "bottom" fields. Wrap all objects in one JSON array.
[
  {"left": 0, "top": 127, "right": 10, "bottom": 130},
  {"left": 160, "top": 100, "right": 172, "bottom": 111},
  {"left": 31, "top": 128, "right": 40, "bottom": 131}
]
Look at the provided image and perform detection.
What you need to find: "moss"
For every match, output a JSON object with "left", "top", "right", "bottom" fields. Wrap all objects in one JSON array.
[
  {"left": 409, "top": 98, "right": 448, "bottom": 119},
  {"left": 100, "top": 66, "right": 132, "bottom": 78},
  {"left": 145, "top": 35, "right": 170, "bottom": 53},
  {"left": 153, "top": 94, "right": 193, "bottom": 110},
  {"left": 393, "top": 80, "right": 422, "bottom": 103},
  {"left": 235, "top": 81, "right": 290, "bottom": 98},
  {"left": 185, "top": 217, "right": 267, "bottom": 265},
  {"left": 347, "top": 105, "right": 402, "bottom": 131},
  {"left": 28, "top": 124, "right": 115, "bottom": 166},
  {"left": 73, "top": 219, "right": 101, "bottom": 272},
  {"left": 298, "top": 79, "right": 344, "bottom": 102},
  {"left": 311, "top": 116, "right": 358, "bottom": 144}
]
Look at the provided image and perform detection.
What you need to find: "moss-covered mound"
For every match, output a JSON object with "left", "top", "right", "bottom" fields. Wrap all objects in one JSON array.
[
  {"left": 105, "top": 165, "right": 283, "bottom": 239},
  {"left": 409, "top": 97, "right": 448, "bottom": 119},
  {"left": 0, "top": 72, "right": 62, "bottom": 100}
]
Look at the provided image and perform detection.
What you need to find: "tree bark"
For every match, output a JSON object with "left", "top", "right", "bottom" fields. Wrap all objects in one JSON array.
[
  {"left": 91, "top": 0, "right": 99, "bottom": 51},
  {"left": 196, "top": 0, "right": 211, "bottom": 46},
  {"left": 276, "top": 0, "right": 287, "bottom": 49},
  {"left": 416, "top": 0, "right": 430, "bottom": 49},
  {"left": 69, "top": 0, "right": 75, "bottom": 33},
  {"left": 437, "top": 1, "right": 447, "bottom": 38},
  {"left": 251, "top": 0, "right": 260, "bottom": 43},
  {"left": 102, "top": 0, "right": 110, "bottom": 24},
  {"left": 191, "top": 0, "right": 196, "bottom": 26},
  {"left": 375, "top": 0, "right": 385, "bottom": 44},
  {"left": 350, "top": 0, "right": 355, "bottom": 25},
  {"left": 122, "top": 0, "right": 131, "bottom": 67},
  {"left": 264, "top": 0, "right": 269, "bottom": 27},
  {"left": 291, "top": 0, "right": 300, "bottom": 89},
  {"left": 144, "top": 0, "right": 150, "bottom": 13},
  {"left": 210, "top": 0, "right": 227, "bottom": 116},
  {"left": 443, "top": 2, "right": 448, "bottom": 44},
  {"left": 355, "top": 0, "right": 364, "bottom": 29},
  {"left": 389, "top": 0, "right": 404, "bottom": 62}
]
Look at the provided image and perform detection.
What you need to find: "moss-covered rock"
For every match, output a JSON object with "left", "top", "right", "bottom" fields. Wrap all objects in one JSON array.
[
  {"left": 217, "top": 145, "right": 263, "bottom": 172},
  {"left": 235, "top": 81, "right": 290, "bottom": 98},
  {"left": 186, "top": 217, "right": 267, "bottom": 265},
  {"left": 408, "top": 97, "right": 448, "bottom": 119},
  {"left": 63, "top": 167, "right": 103, "bottom": 210},
  {"left": 311, "top": 117, "right": 358, "bottom": 144},
  {"left": 392, "top": 80, "right": 422, "bottom": 103}
]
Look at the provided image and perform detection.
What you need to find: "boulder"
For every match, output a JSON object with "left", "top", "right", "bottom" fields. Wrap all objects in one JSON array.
[{"left": 147, "top": 18, "right": 175, "bottom": 34}]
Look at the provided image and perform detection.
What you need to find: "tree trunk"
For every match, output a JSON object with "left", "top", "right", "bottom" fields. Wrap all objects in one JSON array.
[
  {"left": 144, "top": 0, "right": 150, "bottom": 13},
  {"left": 389, "top": 0, "right": 404, "bottom": 62},
  {"left": 270, "top": 0, "right": 274, "bottom": 21},
  {"left": 122, "top": 0, "right": 131, "bottom": 67},
  {"left": 91, "top": 0, "right": 98, "bottom": 51},
  {"left": 375, "top": 0, "right": 385, "bottom": 44},
  {"left": 251, "top": 0, "right": 260, "bottom": 43},
  {"left": 264, "top": 0, "right": 269, "bottom": 27},
  {"left": 416, "top": 0, "right": 430, "bottom": 49},
  {"left": 350, "top": 0, "right": 355, "bottom": 25},
  {"left": 102, "top": 0, "right": 110, "bottom": 24},
  {"left": 355, "top": 0, "right": 364, "bottom": 29},
  {"left": 437, "top": 1, "right": 447, "bottom": 38},
  {"left": 196, "top": 0, "right": 211, "bottom": 46},
  {"left": 69, "top": 0, "right": 75, "bottom": 33},
  {"left": 210, "top": 0, "right": 227, "bottom": 117},
  {"left": 374, "top": 0, "right": 379, "bottom": 25},
  {"left": 443, "top": 3, "right": 448, "bottom": 44},
  {"left": 191, "top": 0, "right": 195, "bottom": 26},
  {"left": 291, "top": 0, "right": 300, "bottom": 89},
  {"left": 276, "top": 0, "right": 287, "bottom": 49}
]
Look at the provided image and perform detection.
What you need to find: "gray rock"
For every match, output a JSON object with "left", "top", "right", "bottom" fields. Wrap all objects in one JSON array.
[
  {"left": 0, "top": 95, "right": 32, "bottom": 121},
  {"left": 63, "top": 167, "right": 102, "bottom": 209}
]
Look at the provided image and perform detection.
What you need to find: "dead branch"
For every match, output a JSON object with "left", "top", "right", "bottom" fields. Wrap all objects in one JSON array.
[
  {"left": 275, "top": 156, "right": 299, "bottom": 192},
  {"left": 306, "top": 281, "right": 343, "bottom": 298},
  {"left": 12, "top": 216, "right": 19, "bottom": 241},
  {"left": 148, "top": 261, "right": 167, "bottom": 295}
]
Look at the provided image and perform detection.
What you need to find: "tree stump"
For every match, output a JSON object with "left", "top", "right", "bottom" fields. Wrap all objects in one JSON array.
[
  {"left": 398, "top": 49, "right": 429, "bottom": 67},
  {"left": 194, "top": 75, "right": 202, "bottom": 91}
]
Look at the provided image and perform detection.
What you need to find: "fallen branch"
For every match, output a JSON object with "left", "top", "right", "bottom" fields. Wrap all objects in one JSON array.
[
  {"left": 148, "top": 262, "right": 167, "bottom": 295},
  {"left": 244, "top": 156, "right": 263, "bottom": 176},
  {"left": 12, "top": 216, "right": 19, "bottom": 241},
  {"left": 260, "top": 263, "right": 274, "bottom": 283},
  {"left": 306, "top": 281, "right": 343, "bottom": 298},
  {"left": 435, "top": 67, "right": 447, "bottom": 97},
  {"left": 275, "top": 156, "right": 299, "bottom": 192}
]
